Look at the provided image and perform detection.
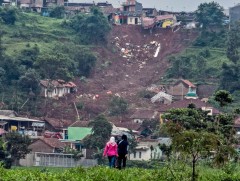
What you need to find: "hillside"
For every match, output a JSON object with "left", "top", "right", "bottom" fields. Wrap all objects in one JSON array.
[
  {"left": 45, "top": 26, "right": 198, "bottom": 121},
  {"left": 1, "top": 11, "right": 228, "bottom": 122}
]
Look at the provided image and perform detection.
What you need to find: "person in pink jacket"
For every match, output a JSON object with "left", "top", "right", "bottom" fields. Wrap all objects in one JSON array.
[{"left": 103, "top": 137, "right": 118, "bottom": 168}]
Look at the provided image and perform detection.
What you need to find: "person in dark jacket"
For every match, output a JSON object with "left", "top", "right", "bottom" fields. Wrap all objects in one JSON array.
[{"left": 117, "top": 134, "right": 129, "bottom": 169}]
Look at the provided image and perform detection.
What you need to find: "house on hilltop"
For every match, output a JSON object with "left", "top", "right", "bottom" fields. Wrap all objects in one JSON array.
[
  {"left": 18, "top": 0, "right": 64, "bottom": 12},
  {"left": 142, "top": 8, "right": 157, "bottom": 18},
  {"left": 121, "top": 0, "right": 142, "bottom": 13},
  {"left": 64, "top": 2, "right": 94, "bottom": 13},
  {"left": 40, "top": 79, "right": 77, "bottom": 98},
  {"left": 127, "top": 12, "right": 142, "bottom": 25},
  {"left": 142, "top": 14, "right": 177, "bottom": 29},
  {"left": 165, "top": 79, "right": 198, "bottom": 100}
]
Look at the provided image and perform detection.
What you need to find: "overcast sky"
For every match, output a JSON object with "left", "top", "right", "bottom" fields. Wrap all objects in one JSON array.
[{"left": 86, "top": 0, "right": 239, "bottom": 12}]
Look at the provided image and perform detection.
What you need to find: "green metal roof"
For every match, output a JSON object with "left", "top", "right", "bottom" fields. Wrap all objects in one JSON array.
[
  {"left": 68, "top": 127, "right": 92, "bottom": 141},
  {"left": 186, "top": 92, "right": 198, "bottom": 97}
]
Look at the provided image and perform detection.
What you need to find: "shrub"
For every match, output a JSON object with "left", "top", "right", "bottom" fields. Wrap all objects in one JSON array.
[
  {"left": 108, "top": 96, "right": 128, "bottom": 116},
  {"left": 49, "top": 6, "right": 65, "bottom": 19},
  {"left": 0, "top": 7, "right": 17, "bottom": 25}
]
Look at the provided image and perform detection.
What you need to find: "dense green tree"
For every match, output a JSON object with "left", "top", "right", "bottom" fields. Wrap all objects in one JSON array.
[
  {"left": 172, "top": 130, "right": 219, "bottom": 181},
  {"left": 18, "top": 69, "right": 41, "bottom": 94},
  {"left": 0, "top": 138, "right": 11, "bottom": 168},
  {"left": 49, "top": 6, "right": 65, "bottom": 19},
  {"left": 18, "top": 45, "right": 40, "bottom": 69},
  {"left": 75, "top": 49, "right": 96, "bottom": 77},
  {"left": 214, "top": 90, "right": 233, "bottom": 107},
  {"left": 128, "top": 135, "right": 137, "bottom": 158},
  {"left": 163, "top": 107, "right": 235, "bottom": 180},
  {"left": 195, "top": 2, "right": 224, "bottom": 29},
  {"left": 52, "top": 43, "right": 96, "bottom": 77},
  {"left": 167, "top": 56, "right": 193, "bottom": 79},
  {"left": 34, "top": 53, "right": 75, "bottom": 81},
  {"left": 220, "top": 63, "right": 240, "bottom": 92},
  {"left": 69, "top": 7, "right": 111, "bottom": 44},
  {"left": 0, "top": 7, "right": 17, "bottom": 25},
  {"left": 0, "top": 31, "right": 5, "bottom": 61},
  {"left": 220, "top": 22, "right": 240, "bottom": 92},
  {"left": 0, "top": 57, "right": 20, "bottom": 84},
  {"left": 196, "top": 55, "right": 207, "bottom": 77},
  {"left": 5, "top": 133, "right": 31, "bottom": 165},
  {"left": 162, "top": 108, "right": 211, "bottom": 131},
  {"left": 227, "top": 22, "right": 240, "bottom": 64},
  {"left": 83, "top": 115, "right": 112, "bottom": 149},
  {"left": 159, "top": 143, "right": 172, "bottom": 160},
  {"left": 108, "top": 96, "right": 128, "bottom": 116},
  {"left": 194, "top": 30, "right": 227, "bottom": 47}
]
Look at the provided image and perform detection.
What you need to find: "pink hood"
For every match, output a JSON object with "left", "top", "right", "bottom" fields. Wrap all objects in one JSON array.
[{"left": 103, "top": 141, "right": 118, "bottom": 156}]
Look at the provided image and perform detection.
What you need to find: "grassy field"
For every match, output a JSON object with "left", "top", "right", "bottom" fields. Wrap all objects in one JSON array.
[
  {"left": 185, "top": 46, "right": 228, "bottom": 69},
  {"left": 2, "top": 164, "right": 240, "bottom": 181},
  {"left": 1, "top": 12, "right": 79, "bottom": 57}
]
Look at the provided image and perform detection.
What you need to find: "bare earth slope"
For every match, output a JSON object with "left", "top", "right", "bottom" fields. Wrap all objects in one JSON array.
[{"left": 45, "top": 25, "right": 197, "bottom": 121}]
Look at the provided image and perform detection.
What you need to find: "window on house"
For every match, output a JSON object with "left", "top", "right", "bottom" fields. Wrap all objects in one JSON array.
[
  {"left": 130, "top": 18, "right": 133, "bottom": 23},
  {"left": 64, "top": 130, "right": 68, "bottom": 139},
  {"left": 54, "top": 89, "right": 56, "bottom": 94},
  {"left": 134, "top": 152, "right": 136, "bottom": 158},
  {"left": 75, "top": 144, "right": 81, "bottom": 151},
  {"left": 139, "top": 152, "right": 141, "bottom": 159}
]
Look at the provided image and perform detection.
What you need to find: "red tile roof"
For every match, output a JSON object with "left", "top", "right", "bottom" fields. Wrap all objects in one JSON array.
[
  {"left": 40, "top": 80, "right": 76, "bottom": 88},
  {"left": 174, "top": 79, "right": 196, "bottom": 88},
  {"left": 40, "top": 138, "right": 66, "bottom": 148},
  {"left": 44, "top": 117, "right": 73, "bottom": 129}
]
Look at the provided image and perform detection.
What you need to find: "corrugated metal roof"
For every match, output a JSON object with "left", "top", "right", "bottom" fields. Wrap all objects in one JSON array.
[{"left": 0, "top": 115, "right": 44, "bottom": 122}]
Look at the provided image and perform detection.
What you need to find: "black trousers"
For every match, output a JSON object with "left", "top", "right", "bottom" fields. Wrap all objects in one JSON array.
[{"left": 117, "top": 154, "right": 127, "bottom": 169}]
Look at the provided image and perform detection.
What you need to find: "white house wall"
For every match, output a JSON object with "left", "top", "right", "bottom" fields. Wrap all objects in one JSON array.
[
  {"left": 129, "top": 149, "right": 151, "bottom": 160},
  {"left": 129, "top": 147, "right": 162, "bottom": 161},
  {"left": 43, "top": 87, "right": 71, "bottom": 98},
  {"left": 127, "top": 17, "right": 141, "bottom": 25}
]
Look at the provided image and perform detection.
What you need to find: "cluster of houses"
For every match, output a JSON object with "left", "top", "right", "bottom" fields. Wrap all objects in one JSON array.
[
  {"left": 1, "top": 0, "right": 198, "bottom": 29},
  {"left": 3, "top": 0, "right": 238, "bottom": 29},
  {"left": 1, "top": 78, "right": 239, "bottom": 167}
]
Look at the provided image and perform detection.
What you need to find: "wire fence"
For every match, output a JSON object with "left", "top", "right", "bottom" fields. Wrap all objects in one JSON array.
[{"left": 34, "top": 152, "right": 97, "bottom": 167}]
